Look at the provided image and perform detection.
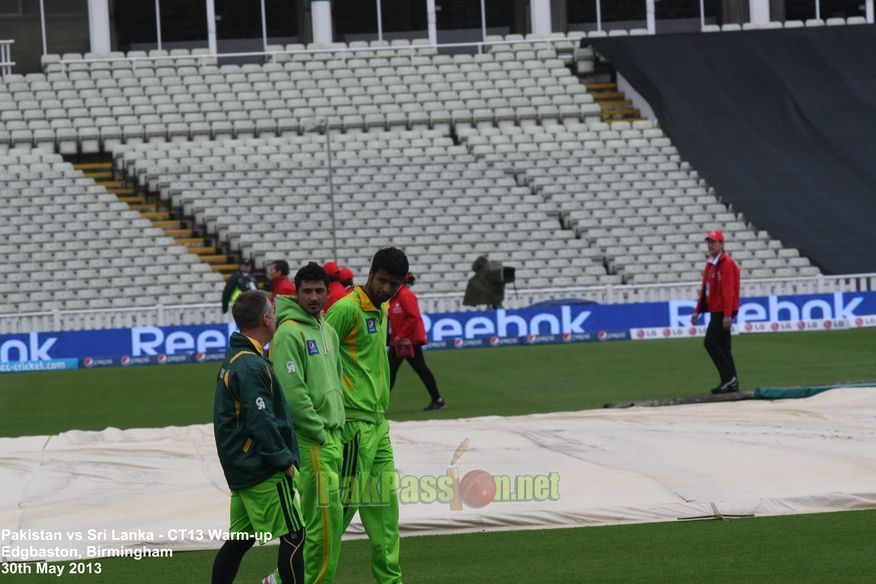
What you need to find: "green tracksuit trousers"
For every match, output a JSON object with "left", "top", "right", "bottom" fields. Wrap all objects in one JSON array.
[
  {"left": 297, "top": 429, "right": 344, "bottom": 584},
  {"left": 341, "top": 418, "right": 403, "bottom": 584}
]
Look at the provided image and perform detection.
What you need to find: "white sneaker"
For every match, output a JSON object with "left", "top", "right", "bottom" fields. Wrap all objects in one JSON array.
[{"left": 261, "top": 572, "right": 278, "bottom": 584}]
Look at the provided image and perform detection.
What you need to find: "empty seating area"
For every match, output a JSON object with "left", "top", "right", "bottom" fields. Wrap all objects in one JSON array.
[
  {"left": 113, "top": 130, "right": 616, "bottom": 293},
  {"left": 0, "top": 33, "right": 828, "bottom": 321},
  {"left": 0, "top": 37, "right": 601, "bottom": 154},
  {"left": 0, "top": 151, "right": 224, "bottom": 314},
  {"left": 458, "top": 121, "right": 819, "bottom": 284}
]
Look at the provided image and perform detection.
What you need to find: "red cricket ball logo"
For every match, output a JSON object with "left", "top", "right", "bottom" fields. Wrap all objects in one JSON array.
[{"left": 446, "top": 438, "right": 497, "bottom": 510}]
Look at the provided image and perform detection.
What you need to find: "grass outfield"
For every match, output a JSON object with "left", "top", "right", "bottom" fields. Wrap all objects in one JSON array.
[
  {"left": 9, "top": 510, "right": 876, "bottom": 583},
  {"left": 2, "top": 329, "right": 875, "bottom": 582},
  {"left": 1, "top": 328, "right": 875, "bottom": 437}
]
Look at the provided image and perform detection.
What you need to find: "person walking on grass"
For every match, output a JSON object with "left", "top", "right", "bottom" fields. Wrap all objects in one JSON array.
[
  {"left": 691, "top": 230, "right": 741, "bottom": 394},
  {"left": 388, "top": 272, "right": 446, "bottom": 411}
]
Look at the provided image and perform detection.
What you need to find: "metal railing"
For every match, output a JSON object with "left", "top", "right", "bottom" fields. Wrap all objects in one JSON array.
[
  {"left": 418, "top": 272, "right": 876, "bottom": 313},
  {"left": 0, "top": 40, "right": 14, "bottom": 77},
  {"left": 2, "top": 273, "right": 873, "bottom": 334},
  {"left": 0, "top": 303, "right": 225, "bottom": 335}
]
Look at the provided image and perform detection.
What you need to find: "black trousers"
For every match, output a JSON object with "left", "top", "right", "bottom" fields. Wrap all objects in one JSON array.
[
  {"left": 388, "top": 344, "right": 442, "bottom": 402},
  {"left": 704, "top": 311, "right": 737, "bottom": 384}
]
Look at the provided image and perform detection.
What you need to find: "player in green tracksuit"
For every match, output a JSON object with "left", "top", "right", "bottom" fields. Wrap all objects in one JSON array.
[
  {"left": 270, "top": 263, "right": 346, "bottom": 584},
  {"left": 325, "top": 247, "right": 409, "bottom": 584}
]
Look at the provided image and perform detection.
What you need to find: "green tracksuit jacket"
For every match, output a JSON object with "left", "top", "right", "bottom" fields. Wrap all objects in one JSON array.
[
  {"left": 324, "top": 286, "right": 391, "bottom": 420},
  {"left": 213, "top": 332, "right": 299, "bottom": 490},
  {"left": 270, "top": 296, "right": 346, "bottom": 443}
]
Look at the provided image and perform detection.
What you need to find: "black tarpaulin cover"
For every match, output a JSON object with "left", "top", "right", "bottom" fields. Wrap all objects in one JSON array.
[{"left": 591, "top": 27, "right": 876, "bottom": 274}]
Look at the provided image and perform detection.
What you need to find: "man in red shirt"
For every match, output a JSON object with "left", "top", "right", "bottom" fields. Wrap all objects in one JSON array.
[
  {"left": 266, "top": 260, "right": 296, "bottom": 305},
  {"left": 323, "top": 261, "right": 348, "bottom": 311},
  {"left": 388, "top": 273, "right": 446, "bottom": 410},
  {"left": 691, "top": 230, "right": 741, "bottom": 394}
]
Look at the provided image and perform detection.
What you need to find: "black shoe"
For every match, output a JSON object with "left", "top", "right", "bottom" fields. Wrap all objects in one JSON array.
[
  {"left": 711, "top": 378, "right": 739, "bottom": 394},
  {"left": 423, "top": 399, "right": 447, "bottom": 411}
]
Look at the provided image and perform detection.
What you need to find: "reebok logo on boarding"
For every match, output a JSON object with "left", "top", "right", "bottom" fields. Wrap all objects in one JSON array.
[
  {"left": 306, "top": 340, "right": 320, "bottom": 355},
  {"left": 366, "top": 318, "right": 377, "bottom": 334}
]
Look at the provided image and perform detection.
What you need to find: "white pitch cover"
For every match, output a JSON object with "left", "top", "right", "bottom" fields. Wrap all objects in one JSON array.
[{"left": 2, "top": 389, "right": 876, "bottom": 560}]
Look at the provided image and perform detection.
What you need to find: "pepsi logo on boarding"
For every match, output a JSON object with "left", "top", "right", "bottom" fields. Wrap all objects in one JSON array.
[
  {"left": 83, "top": 357, "right": 95, "bottom": 368},
  {"left": 120, "top": 356, "right": 131, "bottom": 366},
  {"left": 453, "top": 338, "right": 464, "bottom": 348},
  {"left": 157, "top": 354, "right": 168, "bottom": 364},
  {"left": 195, "top": 352, "right": 206, "bottom": 362},
  {"left": 489, "top": 336, "right": 499, "bottom": 346}
]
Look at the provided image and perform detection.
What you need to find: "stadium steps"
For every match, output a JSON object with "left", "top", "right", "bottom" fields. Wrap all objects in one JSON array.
[
  {"left": 73, "top": 158, "right": 238, "bottom": 278},
  {"left": 585, "top": 82, "right": 645, "bottom": 124},
  {"left": 129, "top": 183, "right": 240, "bottom": 279}
]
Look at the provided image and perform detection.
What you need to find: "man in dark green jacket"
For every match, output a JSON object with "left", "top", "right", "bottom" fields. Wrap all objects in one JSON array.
[
  {"left": 212, "top": 291, "right": 304, "bottom": 584},
  {"left": 271, "top": 263, "right": 346, "bottom": 584}
]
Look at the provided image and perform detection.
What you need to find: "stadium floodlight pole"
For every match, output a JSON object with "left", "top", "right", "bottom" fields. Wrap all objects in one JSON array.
[
  {"left": 699, "top": 0, "right": 705, "bottom": 30},
  {"left": 38, "top": 0, "right": 47, "bottom": 55},
  {"left": 426, "top": 0, "right": 437, "bottom": 45},
  {"left": 480, "top": 0, "right": 487, "bottom": 44},
  {"left": 206, "top": 0, "right": 217, "bottom": 54},
  {"left": 377, "top": 0, "right": 383, "bottom": 41},
  {"left": 304, "top": 118, "right": 338, "bottom": 262},
  {"left": 595, "top": 0, "right": 602, "bottom": 32},
  {"left": 646, "top": 0, "right": 656, "bottom": 34},
  {"left": 815, "top": 0, "right": 821, "bottom": 20},
  {"left": 155, "top": 0, "right": 163, "bottom": 50},
  {"left": 260, "top": 0, "right": 268, "bottom": 52}
]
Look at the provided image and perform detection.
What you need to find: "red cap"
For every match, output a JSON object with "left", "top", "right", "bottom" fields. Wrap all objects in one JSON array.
[
  {"left": 705, "top": 230, "right": 725, "bottom": 242},
  {"left": 338, "top": 268, "right": 354, "bottom": 284},
  {"left": 323, "top": 261, "right": 340, "bottom": 278}
]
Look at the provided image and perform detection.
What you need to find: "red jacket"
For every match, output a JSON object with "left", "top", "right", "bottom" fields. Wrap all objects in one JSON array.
[
  {"left": 388, "top": 285, "right": 428, "bottom": 345},
  {"left": 270, "top": 277, "right": 296, "bottom": 304},
  {"left": 325, "top": 281, "right": 348, "bottom": 312},
  {"left": 695, "top": 251, "right": 741, "bottom": 317}
]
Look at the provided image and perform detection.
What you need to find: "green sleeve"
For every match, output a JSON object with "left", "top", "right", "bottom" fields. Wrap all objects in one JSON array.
[
  {"left": 330, "top": 325, "right": 344, "bottom": 388},
  {"left": 272, "top": 325, "right": 327, "bottom": 445},
  {"left": 325, "top": 300, "right": 356, "bottom": 342},
  {"left": 237, "top": 359, "right": 295, "bottom": 472}
]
